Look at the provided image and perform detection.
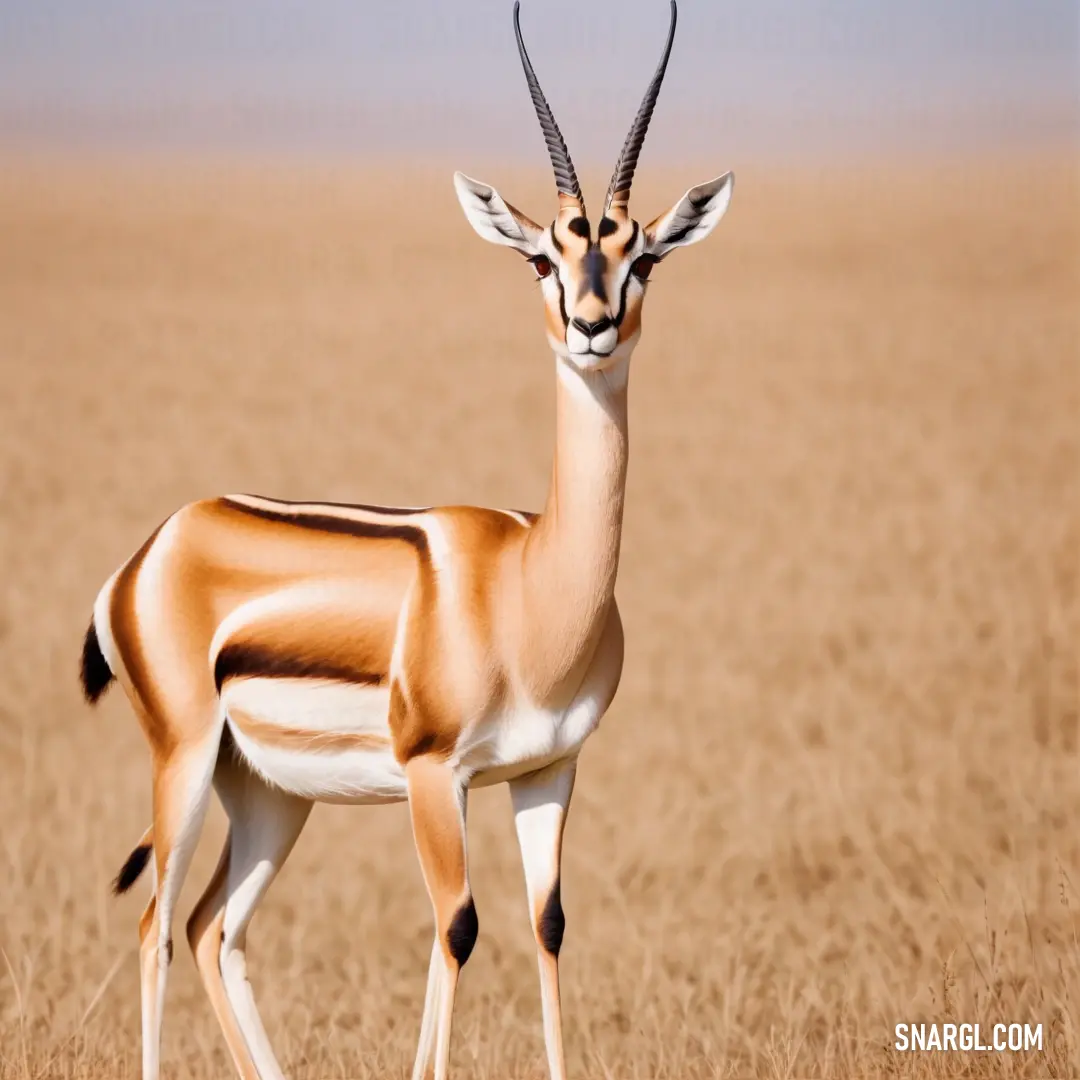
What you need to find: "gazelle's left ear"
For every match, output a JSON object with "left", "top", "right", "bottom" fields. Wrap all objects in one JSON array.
[
  {"left": 454, "top": 172, "right": 543, "bottom": 257},
  {"left": 644, "top": 172, "right": 734, "bottom": 259}
]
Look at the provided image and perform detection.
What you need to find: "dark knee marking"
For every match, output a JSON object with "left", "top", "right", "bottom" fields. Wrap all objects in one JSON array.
[
  {"left": 538, "top": 879, "right": 565, "bottom": 957},
  {"left": 166, "top": 937, "right": 173, "bottom": 965},
  {"left": 446, "top": 898, "right": 479, "bottom": 967}
]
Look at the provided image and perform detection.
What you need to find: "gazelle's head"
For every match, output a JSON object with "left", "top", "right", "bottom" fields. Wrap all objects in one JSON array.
[{"left": 455, "top": 1, "right": 733, "bottom": 372}]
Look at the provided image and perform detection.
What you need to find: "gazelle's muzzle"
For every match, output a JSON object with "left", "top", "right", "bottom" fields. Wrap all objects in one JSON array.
[{"left": 566, "top": 315, "right": 617, "bottom": 359}]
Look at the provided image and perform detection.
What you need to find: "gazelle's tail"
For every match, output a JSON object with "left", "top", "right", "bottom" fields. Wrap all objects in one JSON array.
[
  {"left": 79, "top": 618, "right": 115, "bottom": 705},
  {"left": 113, "top": 826, "right": 154, "bottom": 896}
]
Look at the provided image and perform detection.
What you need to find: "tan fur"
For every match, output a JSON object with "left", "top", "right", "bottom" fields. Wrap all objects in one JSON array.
[
  {"left": 406, "top": 757, "right": 470, "bottom": 944},
  {"left": 109, "top": 524, "right": 172, "bottom": 757}
]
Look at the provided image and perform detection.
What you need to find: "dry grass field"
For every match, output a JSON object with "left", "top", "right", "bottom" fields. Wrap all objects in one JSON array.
[{"left": 0, "top": 154, "right": 1076, "bottom": 1078}]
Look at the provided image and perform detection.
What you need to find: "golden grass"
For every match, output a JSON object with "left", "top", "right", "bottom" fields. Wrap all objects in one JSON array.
[{"left": 0, "top": 154, "right": 1076, "bottom": 1078}]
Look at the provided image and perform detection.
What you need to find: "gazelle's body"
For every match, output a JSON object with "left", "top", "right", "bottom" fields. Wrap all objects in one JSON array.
[
  {"left": 82, "top": 3, "right": 733, "bottom": 1078},
  {"left": 94, "top": 334, "right": 632, "bottom": 805},
  {"left": 95, "top": 483, "right": 625, "bottom": 806}
]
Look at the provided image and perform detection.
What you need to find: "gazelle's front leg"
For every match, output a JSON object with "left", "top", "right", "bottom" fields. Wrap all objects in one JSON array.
[
  {"left": 407, "top": 756, "right": 476, "bottom": 1080},
  {"left": 509, "top": 757, "right": 577, "bottom": 1080}
]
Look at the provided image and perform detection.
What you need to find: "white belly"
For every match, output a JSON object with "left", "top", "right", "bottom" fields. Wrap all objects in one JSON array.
[
  {"left": 222, "top": 678, "right": 407, "bottom": 805},
  {"left": 223, "top": 677, "right": 607, "bottom": 802}
]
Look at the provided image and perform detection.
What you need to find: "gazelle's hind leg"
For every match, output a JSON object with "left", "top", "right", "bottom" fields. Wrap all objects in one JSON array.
[
  {"left": 186, "top": 832, "right": 256, "bottom": 1077},
  {"left": 187, "top": 748, "right": 312, "bottom": 1080},
  {"left": 139, "top": 735, "right": 221, "bottom": 1080}
]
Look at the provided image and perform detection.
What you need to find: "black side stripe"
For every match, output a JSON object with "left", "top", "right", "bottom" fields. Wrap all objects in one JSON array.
[{"left": 214, "top": 643, "right": 384, "bottom": 692}]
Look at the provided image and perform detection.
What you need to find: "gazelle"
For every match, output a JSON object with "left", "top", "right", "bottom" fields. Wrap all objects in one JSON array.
[{"left": 79, "top": 2, "right": 732, "bottom": 1077}]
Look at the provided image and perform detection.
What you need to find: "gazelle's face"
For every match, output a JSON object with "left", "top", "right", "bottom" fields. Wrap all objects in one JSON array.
[
  {"left": 454, "top": 173, "right": 734, "bottom": 373},
  {"left": 533, "top": 211, "right": 650, "bottom": 364}
]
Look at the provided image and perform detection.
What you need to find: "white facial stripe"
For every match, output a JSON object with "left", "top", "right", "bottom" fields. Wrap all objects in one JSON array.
[{"left": 539, "top": 230, "right": 562, "bottom": 263}]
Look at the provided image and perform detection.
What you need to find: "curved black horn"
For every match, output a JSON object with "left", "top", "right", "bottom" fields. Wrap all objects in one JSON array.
[
  {"left": 513, "top": 1, "right": 584, "bottom": 209},
  {"left": 604, "top": 0, "right": 678, "bottom": 214}
]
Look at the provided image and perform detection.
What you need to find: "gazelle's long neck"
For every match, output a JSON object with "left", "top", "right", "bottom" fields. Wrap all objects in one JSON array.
[{"left": 520, "top": 354, "right": 630, "bottom": 698}]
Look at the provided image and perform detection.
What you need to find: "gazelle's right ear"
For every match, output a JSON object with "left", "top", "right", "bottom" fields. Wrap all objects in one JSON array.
[{"left": 454, "top": 172, "right": 543, "bottom": 257}]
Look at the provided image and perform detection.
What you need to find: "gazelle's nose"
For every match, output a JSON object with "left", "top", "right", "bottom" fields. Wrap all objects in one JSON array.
[{"left": 570, "top": 316, "right": 614, "bottom": 338}]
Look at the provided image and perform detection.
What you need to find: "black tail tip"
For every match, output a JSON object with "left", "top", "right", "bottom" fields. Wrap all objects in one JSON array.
[
  {"left": 80, "top": 620, "right": 115, "bottom": 705},
  {"left": 112, "top": 843, "right": 152, "bottom": 896}
]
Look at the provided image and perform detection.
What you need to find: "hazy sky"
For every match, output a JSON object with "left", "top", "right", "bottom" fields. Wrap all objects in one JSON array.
[{"left": 0, "top": 0, "right": 1076, "bottom": 161}]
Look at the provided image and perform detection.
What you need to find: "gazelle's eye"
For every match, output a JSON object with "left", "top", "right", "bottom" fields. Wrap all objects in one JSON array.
[
  {"left": 529, "top": 255, "right": 552, "bottom": 279},
  {"left": 630, "top": 254, "right": 657, "bottom": 281}
]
